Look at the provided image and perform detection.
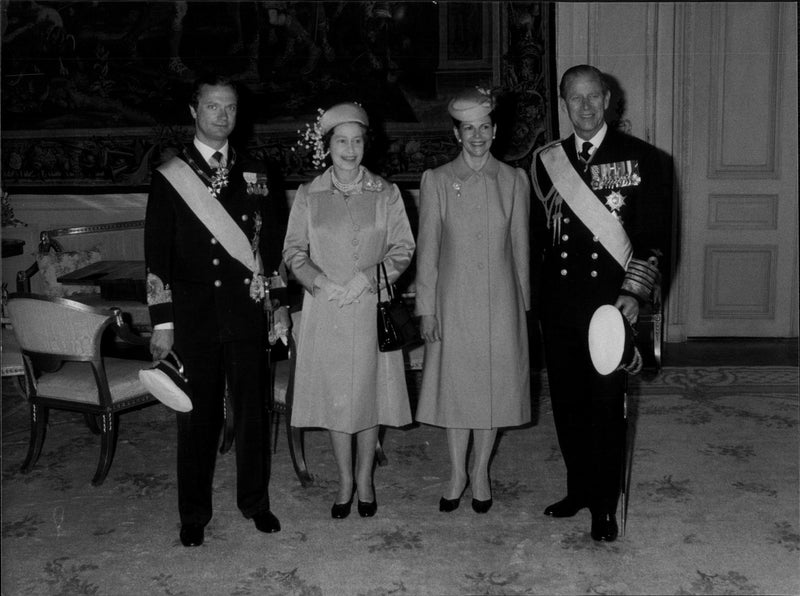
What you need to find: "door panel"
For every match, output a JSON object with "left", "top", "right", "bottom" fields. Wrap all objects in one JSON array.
[{"left": 680, "top": 2, "right": 797, "bottom": 337}]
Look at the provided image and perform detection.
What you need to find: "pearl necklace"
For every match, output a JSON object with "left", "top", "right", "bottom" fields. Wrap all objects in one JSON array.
[{"left": 331, "top": 166, "right": 365, "bottom": 196}]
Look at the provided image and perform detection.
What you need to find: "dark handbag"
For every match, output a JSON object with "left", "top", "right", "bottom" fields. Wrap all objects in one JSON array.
[{"left": 376, "top": 262, "right": 420, "bottom": 352}]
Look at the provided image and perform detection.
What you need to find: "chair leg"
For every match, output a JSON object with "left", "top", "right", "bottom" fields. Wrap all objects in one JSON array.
[
  {"left": 92, "top": 413, "right": 118, "bottom": 486},
  {"left": 219, "top": 389, "right": 235, "bottom": 455},
  {"left": 287, "top": 418, "right": 313, "bottom": 487},
  {"left": 375, "top": 438, "right": 389, "bottom": 467},
  {"left": 21, "top": 403, "right": 48, "bottom": 473},
  {"left": 272, "top": 410, "right": 281, "bottom": 453},
  {"left": 84, "top": 413, "right": 102, "bottom": 435}
]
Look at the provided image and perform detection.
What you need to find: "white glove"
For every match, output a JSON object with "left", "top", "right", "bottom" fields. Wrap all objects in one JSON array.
[
  {"left": 338, "top": 271, "right": 373, "bottom": 307},
  {"left": 314, "top": 275, "right": 346, "bottom": 303}
]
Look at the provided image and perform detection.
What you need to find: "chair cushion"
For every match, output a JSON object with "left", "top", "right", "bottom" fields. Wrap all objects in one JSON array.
[
  {"left": 36, "top": 247, "right": 102, "bottom": 298},
  {"left": 1, "top": 327, "right": 25, "bottom": 376},
  {"left": 35, "top": 358, "right": 149, "bottom": 404}
]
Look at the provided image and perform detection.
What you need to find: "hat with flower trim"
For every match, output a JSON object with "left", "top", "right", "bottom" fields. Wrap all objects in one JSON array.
[
  {"left": 448, "top": 87, "right": 495, "bottom": 122},
  {"left": 319, "top": 102, "right": 369, "bottom": 135}
]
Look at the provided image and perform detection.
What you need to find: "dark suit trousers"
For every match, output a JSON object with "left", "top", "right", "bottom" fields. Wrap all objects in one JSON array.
[
  {"left": 542, "top": 322, "right": 626, "bottom": 515},
  {"left": 176, "top": 337, "right": 270, "bottom": 527}
]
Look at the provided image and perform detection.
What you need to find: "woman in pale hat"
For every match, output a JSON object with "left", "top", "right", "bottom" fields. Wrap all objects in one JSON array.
[
  {"left": 414, "top": 87, "right": 531, "bottom": 513},
  {"left": 283, "top": 102, "right": 415, "bottom": 519}
]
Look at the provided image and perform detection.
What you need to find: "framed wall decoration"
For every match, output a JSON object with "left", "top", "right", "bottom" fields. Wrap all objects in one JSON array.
[{"left": 1, "top": 1, "right": 557, "bottom": 190}]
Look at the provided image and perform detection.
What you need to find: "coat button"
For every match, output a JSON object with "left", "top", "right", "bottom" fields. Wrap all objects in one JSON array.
[
  {"left": 563, "top": 217, "right": 570, "bottom": 224},
  {"left": 353, "top": 225, "right": 360, "bottom": 232},
  {"left": 212, "top": 258, "right": 220, "bottom": 266},
  {"left": 211, "top": 238, "right": 218, "bottom": 245},
  {"left": 353, "top": 254, "right": 359, "bottom": 261},
  {"left": 560, "top": 269, "right": 568, "bottom": 276},
  {"left": 591, "top": 252, "right": 598, "bottom": 260},
  {"left": 214, "top": 280, "right": 222, "bottom": 287},
  {"left": 351, "top": 238, "right": 359, "bottom": 246},
  {"left": 241, "top": 214, "right": 249, "bottom": 221},
  {"left": 243, "top": 278, "right": 250, "bottom": 284},
  {"left": 561, "top": 234, "right": 569, "bottom": 241},
  {"left": 590, "top": 271, "right": 598, "bottom": 278},
  {"left": 592, "top": 236, "right": 599, "bottom": 242},
  {"left": 560, "top": 251, "right": 568, "bottom": 259}
]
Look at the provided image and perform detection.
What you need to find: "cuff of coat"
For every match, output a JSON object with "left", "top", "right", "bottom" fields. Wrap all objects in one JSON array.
[
  {"left": 148, "top": 303, "right": 173, "bottom": 328},
  {"left": 621, "top": 257, "right": 660, "bottom": 303}
]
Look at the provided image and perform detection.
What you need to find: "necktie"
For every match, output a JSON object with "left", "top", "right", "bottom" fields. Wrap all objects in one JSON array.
[
  {"left": 579, "top": 141, "right": 593, "bottom": 162},
  {"left": 210, "top": 151, "right": 224, "bottom": 169}
]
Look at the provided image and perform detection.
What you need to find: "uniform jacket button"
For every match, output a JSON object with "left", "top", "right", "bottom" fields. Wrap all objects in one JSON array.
[
  {"left": 211, "top": 238, "right": 218, "bottom": 245},
  {"left": 560, "top": 251, "right": 568, "bottom": 259},
  {"left": 563, "top": 217, "right": 570, "bottom": 224},
  {"left": 243, "top": 278, "right": 250, "bottom": 285},
  {"left": 214, "top": 280, "right": 222, "bottom": 287},
  {"left": 591, "top": 252, "right": 598, "bottom": 260},
  {"left": 212, "top": 258, "right": 220, "bottom": 266},
  {"left": 590, "top": 271, "right": 598, "bottom": 278},
  {"left": 560, "top": 269, "right": 568, "bottom": 276},
  {"left": 561, "top": 234, "right": 569, "bottom": 241},
  {"left": 241, "top": 214, "right": 249, "bottom": 221}
]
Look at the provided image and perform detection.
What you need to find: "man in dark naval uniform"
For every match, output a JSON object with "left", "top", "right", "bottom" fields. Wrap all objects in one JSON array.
[
  {"left": 531, "top": 65, "right": 671, "bottom": 541},
  {"left": 145, "top": 73, "right": 287, "bottom": 547}
]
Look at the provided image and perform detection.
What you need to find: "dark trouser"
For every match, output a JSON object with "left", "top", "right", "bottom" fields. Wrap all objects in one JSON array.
[
  {"left": 176, "top": 337, "right": 271, "bottom": 527},
  {"left": 542, "top": 322, "right": 626, "bottom": 515}
]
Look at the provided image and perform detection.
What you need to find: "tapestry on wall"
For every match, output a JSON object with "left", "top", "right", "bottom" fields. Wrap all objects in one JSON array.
[{"left": 1, "top": 1, "right": 556, "bottom": 189}]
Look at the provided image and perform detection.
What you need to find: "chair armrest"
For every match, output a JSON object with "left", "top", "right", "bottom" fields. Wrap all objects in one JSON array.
[
  {"left": 16, "top": 262, "right": 39, "bottom": 293},
  {"left": 110, "top": 307, "right": 150, "bottom": 347}
]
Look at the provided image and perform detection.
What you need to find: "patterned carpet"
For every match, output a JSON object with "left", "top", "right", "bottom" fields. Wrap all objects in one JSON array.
[{"left": 1, "top": 366, "right": 798, "bottom": 595}]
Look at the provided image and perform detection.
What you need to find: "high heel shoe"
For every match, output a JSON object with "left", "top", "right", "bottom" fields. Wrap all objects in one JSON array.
[
  {"left": 471, "top": 498, "right": 493, "bottom": 514},
  {"left": 439, "top": 479, "right": 469, "bottom": 513},
  {"left": 331, "top": 494, "right": 354, "bottom": 519},
  {"left": 355, "top": 484, "right": 377, "bottom": 517},
  {"left": 357, "top": 498, "right": 377, "bottom": 518}
]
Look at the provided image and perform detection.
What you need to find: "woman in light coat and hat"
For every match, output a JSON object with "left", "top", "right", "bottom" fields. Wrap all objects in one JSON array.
[
  {"left": 414, "top": 87, "right": 531, "bottom": 513},
  {"left": 283, "top": 102, "right": 415, "bottom": 519}
]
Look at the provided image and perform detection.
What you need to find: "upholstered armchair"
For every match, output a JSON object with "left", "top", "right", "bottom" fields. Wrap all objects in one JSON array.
[{"left": 6, "top": 294, "right": 157, "bottom": 486}]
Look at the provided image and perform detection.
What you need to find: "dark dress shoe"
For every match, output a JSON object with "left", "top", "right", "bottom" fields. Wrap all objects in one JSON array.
[
  {"left": 357, "top": 499, "right": 377, "bottom": 518},
  {"left": 543, "top": 497, "right": 587, "bottom": 518},
  {"left": 331, "top": 495, "right": 354, "bottom": 519},
  {"left": 590, "top": 512, "right": 619, "bottom": 542},
  {"left": 471, "top": 498, "right": 493, "bottom": 514},
  {"left": 179, "top": 524, "right": 204, "bottom": 547},
  {"left": 252, "top": 510, "right": 281, "bottom": 534}
]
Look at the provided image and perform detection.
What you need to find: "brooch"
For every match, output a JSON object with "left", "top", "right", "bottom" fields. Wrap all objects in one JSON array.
[{"left": 244, "top": 171, "right": 269, "bottom": 196}]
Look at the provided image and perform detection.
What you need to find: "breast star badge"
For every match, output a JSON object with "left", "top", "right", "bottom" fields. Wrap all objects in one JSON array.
[{"left": 605, "top": 190, "right": 626, "bottom": 213}]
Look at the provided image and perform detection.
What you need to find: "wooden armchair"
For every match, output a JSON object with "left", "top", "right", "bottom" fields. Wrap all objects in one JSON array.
[
  {"left": 269, "top": 310, "right": 313, "bottom": 486},
  {"left": 6, "top": 294, "right": 157, "bottom": 486}
]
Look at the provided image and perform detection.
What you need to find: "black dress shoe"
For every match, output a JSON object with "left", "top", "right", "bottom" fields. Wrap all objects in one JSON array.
[
  {"left": 590, "top": 512, "right": 619, "bottom": 542},
  {"left": 357, "top": 499, "right": 377, "bottom": 518},
  {"left": 471, "top": 498, "right": 493, "bottom": 514},
  {"left": 331, "top": 495, "right": 354, "bottom": 519},
  {"left": 543, "top": 497, "right": 587, "bottom": 518},
  {"left": 252, "top": 510, "right": 281, "bottom": 534},
  {"left": 179, "top": 524, "right": 204, "bottom": 547}
]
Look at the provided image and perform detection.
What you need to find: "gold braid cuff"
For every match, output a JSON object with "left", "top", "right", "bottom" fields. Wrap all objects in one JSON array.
[{"left": 621, "top": 257, "right": 660, "bottom": 302}]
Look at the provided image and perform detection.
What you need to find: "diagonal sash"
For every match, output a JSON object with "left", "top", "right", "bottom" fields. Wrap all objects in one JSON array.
[
  {"left": 540, "top": 144, "right": 632, "bottom": 270},
  {"left": 159, "top": 157, "right": 264, "bottom": 293}
]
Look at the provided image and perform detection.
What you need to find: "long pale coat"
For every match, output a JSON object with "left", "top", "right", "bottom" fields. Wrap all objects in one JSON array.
[
  {"left": 414, "top": 154, "right": 531, "bottom": 429},
  {"left": 283, "top": 168, "right": 415, "bottom": 433}
]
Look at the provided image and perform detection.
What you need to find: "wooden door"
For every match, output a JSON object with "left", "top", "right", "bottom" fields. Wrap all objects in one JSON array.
[{"left": 675, "top": 2, "right": 798, "bottom": 338}]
